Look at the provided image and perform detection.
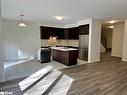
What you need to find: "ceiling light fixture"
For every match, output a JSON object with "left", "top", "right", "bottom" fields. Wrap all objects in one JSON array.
[
  {"left": 55, "top": 16, "right": 64, "bottom": 21},
  {"left": 18, "top": 14, "right": 26, "bottom": 27},
  {"left": 109, "top": 20, "right": 116, "bottom": 24}
]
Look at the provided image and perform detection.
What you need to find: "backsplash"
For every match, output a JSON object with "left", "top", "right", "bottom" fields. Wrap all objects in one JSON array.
[{"left": 41, "top": 40, "right": 79, "bottom": 47}]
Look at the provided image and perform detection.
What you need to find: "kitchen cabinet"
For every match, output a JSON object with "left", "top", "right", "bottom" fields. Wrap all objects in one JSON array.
[
  {"left": 40, "top": 24, "right": 89, "bottom": 39},
  {"left": 68, "top": 27, "right": 79, "bottom": 39},
  {"left": 52, "top": 47, "right": 78, "bottom": 66},
  {"left": 79, "top": 24, "right": 89, "bottom": 35},
  {"left": 40, "top": 26, "right": 64, "bottom": 39}
]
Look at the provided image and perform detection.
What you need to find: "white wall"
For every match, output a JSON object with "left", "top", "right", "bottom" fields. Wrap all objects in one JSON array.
[
  {"left": 0, "top": 0, "right": 5, "bottom": 82},
  {"left": 2, "top": 19, "right": 41, "bottom": 60},
  {"left": 122, "top": 21, "right": 127, "bottom": 61},
  {"left": 88, "top": 19, "right": 101, "bottom": 62},
  {"left": 112, "top": 23, "right": 124, "bottom": 57}
]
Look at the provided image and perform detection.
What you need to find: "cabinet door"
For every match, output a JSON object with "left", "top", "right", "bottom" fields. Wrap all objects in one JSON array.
[
  {"left": 50, "top": 28, "right": 57, "bottom": 37},
  {"left": 64, "top": 29, "right": 69, "bottom": 39},
  {"left": 40, "top": 26, "right": 51, "bottom": 39},
  {"left": 53, "top": 50, "right": 68, "bottom": 65},
  {"left": 69, "top": 27, "right": 79, "bottom": 39},
  {"left": 79, "top": 24, "right": 89, "bottom": 35},
  {"left": 56, "top": 28, "right": 64, "bottom": 39},
  {"left": 40, "top": 26, "right": 64, "bottom": 39}
]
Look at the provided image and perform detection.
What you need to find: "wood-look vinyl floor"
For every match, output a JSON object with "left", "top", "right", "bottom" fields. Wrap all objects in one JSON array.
[
  {"left": 1, "top": 53, "right": 127, "bottom": 95},
  {"left": 61, "top": 53, "right": 125, "bottom": 95}
]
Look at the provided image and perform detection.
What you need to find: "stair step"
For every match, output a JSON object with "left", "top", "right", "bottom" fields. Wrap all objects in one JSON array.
[
  {"left": 19, "top": 65, "right": 54, "bottom": 91},
  {"left": 48, "top": 75, "right": 73, "bottom": 95},
  {"left": 42, "top": 73, "right": 63, "bottom": 95},
  {"left": 23, "top": 70, "right": 62, "bottom": 95}
]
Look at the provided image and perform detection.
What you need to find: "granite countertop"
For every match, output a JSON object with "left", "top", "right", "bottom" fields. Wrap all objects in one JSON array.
[{"left": 51, "top": 47, "right": 78, "bottom": 51}]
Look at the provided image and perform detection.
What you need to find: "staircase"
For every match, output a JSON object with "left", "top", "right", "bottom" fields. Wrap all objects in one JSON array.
[
  {"left": 19, "top": 66, "right": 73, "bottom": 95},
  {"left": 101, "top": 32, "right": 107, "bottom": 49}
]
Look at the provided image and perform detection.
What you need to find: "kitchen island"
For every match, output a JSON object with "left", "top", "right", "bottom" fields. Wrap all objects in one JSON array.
[{"left": 51, "top": 47, "right": 78, "bottom": 66}]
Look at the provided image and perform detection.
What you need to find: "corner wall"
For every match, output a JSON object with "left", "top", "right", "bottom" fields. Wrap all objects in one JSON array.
[{"left": 88, "top": 19, "right": 101, "bottom": 62}]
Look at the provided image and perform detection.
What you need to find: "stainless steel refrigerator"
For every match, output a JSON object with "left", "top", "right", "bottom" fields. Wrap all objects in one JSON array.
[{"left": 78, "top": 35, "right": 89, "bottom": 61}]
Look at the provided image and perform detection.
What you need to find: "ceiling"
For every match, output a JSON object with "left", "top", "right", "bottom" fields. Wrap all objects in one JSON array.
[{"left": 1, "top": 0, "right": 127, "bottom": 26}]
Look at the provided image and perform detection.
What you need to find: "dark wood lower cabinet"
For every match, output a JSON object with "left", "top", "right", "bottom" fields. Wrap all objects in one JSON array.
[{"left": 52, "top": 49, "right": 78, "bottom": 66}]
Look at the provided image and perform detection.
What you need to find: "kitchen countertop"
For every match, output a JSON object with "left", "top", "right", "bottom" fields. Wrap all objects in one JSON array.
[{"left": 51, "top": 47, "right": 78, "bottom": 51}]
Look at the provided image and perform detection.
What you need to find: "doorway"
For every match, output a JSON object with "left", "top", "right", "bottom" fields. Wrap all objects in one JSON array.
[{"left": 100, "top": 24, "right": 113, "bottom": 60}]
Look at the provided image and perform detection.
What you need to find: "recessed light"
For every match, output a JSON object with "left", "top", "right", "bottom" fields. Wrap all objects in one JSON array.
[
  {"left": 54, "top": 16, "right": 64, "bottom": 21},
  {"left": 107, "top": 26, "right": 114, "bottom": 28}
]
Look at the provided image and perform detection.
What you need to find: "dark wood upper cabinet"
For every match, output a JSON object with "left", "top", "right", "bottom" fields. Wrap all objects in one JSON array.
[
  {"left": 40, "top": 26, "right": 51, "bottom": 39},
  {"left": 68, "top": 27, "right": 79, "bottom": 39},
  {"left": 79, "top": 24, "right": 89, "bottom": 35},
  {"left": 56, "top": 28, "right": 64, "bottom": 39},
  {"left": 40, "top": 24, "right": 89, "bottom": 39},
  {"left": 64, "top": 29, "right": 69, "bottom": 39},
  {"left": 40, "top": 26, "right": 64, "bottom": 39}
]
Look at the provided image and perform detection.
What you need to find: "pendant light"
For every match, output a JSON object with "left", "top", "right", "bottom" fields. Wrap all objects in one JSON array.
[{"left": 18, "top": 14, "right": 26, "bottom": 27}]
